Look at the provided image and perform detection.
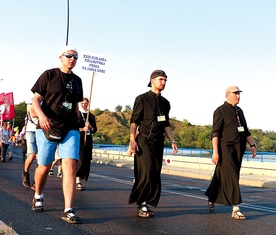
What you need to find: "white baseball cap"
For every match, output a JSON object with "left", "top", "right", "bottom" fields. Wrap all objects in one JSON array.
[{"left": 58, "top": 45, "right": 78, "bottom": 57}]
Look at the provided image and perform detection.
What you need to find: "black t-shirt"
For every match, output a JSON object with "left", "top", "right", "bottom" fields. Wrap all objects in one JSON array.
[
  {"left": 131, "top": 90, "right": 171, "bottom": 138},
  {"left": 31, "top": 68, "right": 83, "bottom": 130}
]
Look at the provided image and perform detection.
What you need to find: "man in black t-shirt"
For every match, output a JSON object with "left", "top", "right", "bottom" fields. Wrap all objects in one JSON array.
[{"left": 30, "top": 45, "right": 83, "bottom": 224}]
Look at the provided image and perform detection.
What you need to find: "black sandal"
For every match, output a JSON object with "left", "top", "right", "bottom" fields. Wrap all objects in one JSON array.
[
  {"left": 61, "top": 209, "right": 82, "bottom": 224},
  {"left": 137, "top": 205, "right": 155, "bottom": 218},
  {"left": 145, "top": 206, "right": 155, "bottom": 217},
  {"left": 208, "top": 202, "right": 214, "bottom": 212},
  {"left": 31, "top": 198, "right": 44, "bottom": 212},
  {"left": 76, "top": 183, "right": 85, "bottom": 191}
]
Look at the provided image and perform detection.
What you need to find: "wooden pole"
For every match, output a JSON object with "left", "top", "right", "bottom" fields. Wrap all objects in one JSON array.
[{"left": 84, "top": 71, "right": 94, "bottom": 145}]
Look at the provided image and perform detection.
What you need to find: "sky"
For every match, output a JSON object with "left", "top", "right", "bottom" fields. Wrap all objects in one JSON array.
[{"left": 1, "top": 0, "right": 276, "bottom": 131}]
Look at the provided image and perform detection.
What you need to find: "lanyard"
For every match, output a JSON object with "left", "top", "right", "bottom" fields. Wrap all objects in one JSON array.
[
  {"left": 235, "top": 107, "right": 242, "bottom": 127},
  {"left": 81, "top": 112, "right": 91, "bottom": 134},
  {"left": 155, "top": 95, "right": 163, "bottom": 116},
  {"left": 80, "top": 112, "right": 86, "bottom": 123}
]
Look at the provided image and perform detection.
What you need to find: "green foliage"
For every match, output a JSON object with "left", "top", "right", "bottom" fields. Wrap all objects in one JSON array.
[
  {"left": 93, "top": 108, "right": 104, "bottom": 116},
  {"left": 13, "top": 102, "right": 27, "bottom": 130},
  {"left": 123, "top": 105, "right": 132, "bottom": 113},
  {"left": 260, "top": 136, "right": 276, "bottom": 152},
  {"left": 115, "top": 105, "right": 122, "bottom": 112}
]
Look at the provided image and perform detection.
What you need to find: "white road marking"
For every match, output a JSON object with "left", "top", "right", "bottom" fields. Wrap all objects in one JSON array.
[{"left": 91, "top": 173, "right": 276, "bottom": 214}]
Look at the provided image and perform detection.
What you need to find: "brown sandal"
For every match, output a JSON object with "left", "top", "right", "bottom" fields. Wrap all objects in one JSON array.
[{"left": 231, "top": 210, "right": 246, "bottom": 220}]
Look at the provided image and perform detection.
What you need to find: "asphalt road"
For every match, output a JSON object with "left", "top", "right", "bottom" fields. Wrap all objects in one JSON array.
[{"left": 0, "top": 146, "right": 276, "bottom": 235}]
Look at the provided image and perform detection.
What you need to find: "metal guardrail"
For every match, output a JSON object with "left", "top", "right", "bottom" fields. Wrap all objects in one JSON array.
[{"left": 94, "top": 144, "right": 276, "bottom": 163}]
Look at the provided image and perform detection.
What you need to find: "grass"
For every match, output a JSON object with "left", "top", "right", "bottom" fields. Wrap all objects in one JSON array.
[{"left": 0, "top": 223, "right": 15, "bottom": 235}]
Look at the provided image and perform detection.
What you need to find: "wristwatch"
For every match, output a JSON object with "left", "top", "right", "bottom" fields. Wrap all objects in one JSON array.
[{"left": 250, "top": 144, "right": 256, "bottom": 148}]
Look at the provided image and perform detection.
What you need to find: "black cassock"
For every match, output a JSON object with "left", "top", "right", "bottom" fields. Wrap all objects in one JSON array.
[
  {"left": 77, "top": 111, "right": 97, "bottom": 181},
  {"left": 205, "top": 102, "right": 250, "bottom": 205}
]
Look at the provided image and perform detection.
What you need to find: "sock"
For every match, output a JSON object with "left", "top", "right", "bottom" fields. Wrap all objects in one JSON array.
[
  {"left": 34, "top": 193, "right": 44, "bottom": 199},
  {"left": 233, "top": 205, "right": 239, "bottom": 212},
  {"left": 76, "top": 177, "right": 80, "bottom": 184},
  {"left": 140, "top": 201, "right": 148, "bottom": 211},
  {"left": 34, "top": 194, "right": 43, "bottom": 207},
  {"left": 64, "top": 208, "right": 72, "bottom": 213}
]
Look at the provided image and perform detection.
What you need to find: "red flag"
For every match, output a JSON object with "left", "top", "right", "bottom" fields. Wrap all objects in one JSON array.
[
  {"left": 0, "top": 93, "right": 4, "bottom": 104},
  {"left": 2, "top": 92, "right": 14, "bottom": 120}
]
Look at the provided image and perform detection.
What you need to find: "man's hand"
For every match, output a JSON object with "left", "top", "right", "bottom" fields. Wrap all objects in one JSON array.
[
  {"left": 212, "top": 152, "right": 219, "bottom": 165},
  {"left": 172, "top": 142, "right": 178, "bottom": 154},
  {"left": 127, "top": 140, "right": 139, "bottom": 157},
  {"left": 251, "top": 146, "right": 257, "bottom": 158},
  {"left": 38, "top": 115, "right": 53, "bottom": 130}
]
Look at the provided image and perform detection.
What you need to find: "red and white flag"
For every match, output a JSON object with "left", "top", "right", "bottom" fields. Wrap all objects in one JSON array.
[
  {"left": 0, "top": 92, "right": 14, "bottom": 120},
  {"left": 165, "top": 156, "right": 172, "bottom": 165}
]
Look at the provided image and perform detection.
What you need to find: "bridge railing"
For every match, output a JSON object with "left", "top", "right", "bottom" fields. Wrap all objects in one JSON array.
[{"left": 94, "top": 144, "right": 276, "bottom": 163}]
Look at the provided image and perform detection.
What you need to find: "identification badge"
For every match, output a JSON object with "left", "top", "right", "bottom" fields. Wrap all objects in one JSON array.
[
  {"left": 62, "top": 102, "right": 72, "bottom": 110},
  {"left": 157, "top": 115, "right": 166, "bottom": 122},
  {"left": 237, "top": 126, "right": 245, "bottom": 132}
]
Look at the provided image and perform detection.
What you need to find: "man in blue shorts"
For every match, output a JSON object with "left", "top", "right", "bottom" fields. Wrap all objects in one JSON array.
[{"left": 30, "top": 45, "right": 83, "bottom": 224}]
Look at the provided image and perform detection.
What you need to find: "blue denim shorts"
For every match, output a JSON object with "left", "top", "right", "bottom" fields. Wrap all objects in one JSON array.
[
  {"left": 26, "top": 131, "right": 38, "bottom": 155},
  {"left": 8, "top": 143, "right": 12, "bottom": 152},
  {"left": 36, "top": 129, "right": 80, "bottom": 166}
]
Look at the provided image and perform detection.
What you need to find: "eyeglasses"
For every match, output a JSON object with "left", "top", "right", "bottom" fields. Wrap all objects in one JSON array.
[
  {"left": 63, "top": 53, "right": 78, "bottom": 60},
  {"left": 81, "top": 103, "right": 88, "bottom": 105}
]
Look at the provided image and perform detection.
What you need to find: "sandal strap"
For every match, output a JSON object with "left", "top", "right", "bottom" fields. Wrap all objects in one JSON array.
[
  {"left": 63, "top": 210, "right": 82, "bottom": 223},
  {"left": 138, "top": 208, "right": 151, "bottom": 218},
  {"left": 76, "top": 183, "right": 85, "bottom": 188},
  {"left": 232, "top": 210, "right": 246, "bottom": 220},
  {"left": 137, "top": 205, "right": 155, "bottom": 217},
  {"left": 236, "top": 211, "right": 245, "bottom": 217},
  {"left": 34, "top": 198, "right": 43, "bottom": 202}
]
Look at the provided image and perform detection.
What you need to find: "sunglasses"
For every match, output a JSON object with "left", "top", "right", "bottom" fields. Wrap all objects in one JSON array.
[{"left": 63, "top": 53, "right": 78, "bottom": 60}]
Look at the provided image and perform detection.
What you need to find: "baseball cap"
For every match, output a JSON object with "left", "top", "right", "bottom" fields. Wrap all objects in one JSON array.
[
  {"left": 225, "top": 86, "right": 242, "bottom": 94},
  {"left": 148, "top": 69, "right": 167, "bottom": 87},
  {"left": 58, "top": 45, "right": 78, "bottom": 57}
]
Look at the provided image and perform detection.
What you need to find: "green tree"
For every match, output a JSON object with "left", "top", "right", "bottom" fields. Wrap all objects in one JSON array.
[
  {"left": 115, "top": 105, "right": 122, "bottom": 112},
  {"left": 123, "top": 105, "right": 132, "bottom": 113},
  {"left": 14, "top": 102, "right": 27, "bottom": 130},
  {"left": 196, "top": 126, "right": 212, "bottom": 149},
  {"left": 260, "top": 136, "right": 276, "bottom": 152}
]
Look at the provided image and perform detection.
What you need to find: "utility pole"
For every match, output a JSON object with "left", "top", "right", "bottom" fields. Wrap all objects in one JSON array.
[{"left": 66, "top": 0, "right": 70, "bottom": 46}]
